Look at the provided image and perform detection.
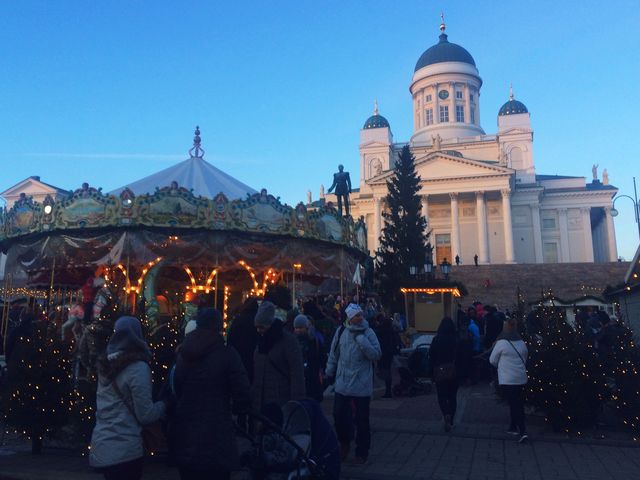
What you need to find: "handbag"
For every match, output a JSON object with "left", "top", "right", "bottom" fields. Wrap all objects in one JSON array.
[
  {"left": 433, "top": 362, "right": 456, "bottom": 382},
  {"left": 111, "top": 379, "right": 167, "bottom": 456}
]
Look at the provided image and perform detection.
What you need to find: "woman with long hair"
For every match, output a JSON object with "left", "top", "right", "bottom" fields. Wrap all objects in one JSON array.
[
  {"left": 90, "top": 316, "right": 167, "bottom": 480},
  {"left": 428, "top": 317, "right": 459, "bottom": 432}
]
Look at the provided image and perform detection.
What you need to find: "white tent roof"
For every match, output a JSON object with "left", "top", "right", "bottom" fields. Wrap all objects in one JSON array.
[{"left": 110, "top": 155, "right": 257, "bottom": 200}]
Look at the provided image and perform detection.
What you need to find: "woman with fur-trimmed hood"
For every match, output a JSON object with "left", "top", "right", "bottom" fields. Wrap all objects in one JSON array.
[{"left": 90, "top": 316, "right": 167, "bottom": 480}]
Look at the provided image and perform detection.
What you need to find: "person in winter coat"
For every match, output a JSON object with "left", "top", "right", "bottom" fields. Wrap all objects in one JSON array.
[
  {"left": 252, "top": 301, "right": 306, "bottom": 412},
  {"left": 428, "top": 317, "right": 459, "bottom": 431},
  {"left": 489, "top": 316, "right": 529, "bottom": 443},
  {"left": 90, "top": 316, "right": 167, "bottom": 480},
  {"left": 170, "top": 308, "right": 252, "bottom": 480},
  {"left": 293, "top": 314, "right": 324, "bottom": 402},
  {"left": 227, "top": 298, "right": 259, "bottom": 382},
  {"left": 374, "top": 314, "right": 400, "bottom": 398},
  {"left": 325, "top": 303, "right": 381, "bottom": 464},
  {"left": 484, "top": 308, "right": 504, "bottom": 350}
]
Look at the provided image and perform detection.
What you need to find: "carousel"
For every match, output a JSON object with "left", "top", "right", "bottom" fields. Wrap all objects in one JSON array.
[{"left": 0, "top": 127, "right": 368, "bottom": 339}]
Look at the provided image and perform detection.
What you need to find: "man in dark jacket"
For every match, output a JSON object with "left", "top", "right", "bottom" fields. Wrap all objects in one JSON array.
[
  {"left": 252, "top": 301, "right": 306, "bottom": 413},
  {"left": 170, "top": 308, "right": 251, "bottom": 480}
]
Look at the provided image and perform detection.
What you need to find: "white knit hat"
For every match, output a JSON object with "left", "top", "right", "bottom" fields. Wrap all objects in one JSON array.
[{"left": 345, "top": 303, "right": 363, "bottom": 320}]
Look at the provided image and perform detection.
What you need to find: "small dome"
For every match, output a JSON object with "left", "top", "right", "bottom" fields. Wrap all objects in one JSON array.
[
  {"left": 415, "top": 32, "right": 476, "bottom": 71},
  {"left": 498, "top": 99, "right": 528, "bottom": 116},
  {"left": 363, "top": 114, "right": 390, "bottom": 129},
  {"left": 363, "top": 100, "right": 390, "bottom": 129}
]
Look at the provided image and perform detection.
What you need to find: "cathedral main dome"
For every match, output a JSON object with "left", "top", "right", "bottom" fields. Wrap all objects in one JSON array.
[{"left": 414, "top": 32, "right": 476, "bottom": 71}]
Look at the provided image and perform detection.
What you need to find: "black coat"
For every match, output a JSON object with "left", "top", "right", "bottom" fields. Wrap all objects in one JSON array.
[
  {"left": 170, "top": 331, "right": 251, "bottom": 471},
  {"left": 297, "top": 334, "right": 324, "bottom": 402},
  {"left": 427, "top": 333, "right": 458, "bottom": 377},
  {"left": 227, "top": 312, "right": 258, "bottom": 382},
  {"left": 375, "top": 324, "right": 400, "bottom": 369}
]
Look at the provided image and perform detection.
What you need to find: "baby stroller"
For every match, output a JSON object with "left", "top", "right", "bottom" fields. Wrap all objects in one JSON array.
[
  {"left": 241, "top": 399, "right": 340, "bottom": 480},
  {"left": 393, "top": 345, "right": 432, "bottom": 397}
]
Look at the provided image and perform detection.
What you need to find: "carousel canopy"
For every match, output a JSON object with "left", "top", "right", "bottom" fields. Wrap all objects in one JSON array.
[{"left": 110, "top": 127, "right": 257, "bottom": 200}]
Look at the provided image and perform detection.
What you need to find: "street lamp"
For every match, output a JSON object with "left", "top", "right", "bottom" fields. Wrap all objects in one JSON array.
[
  {"left": 440, "top": 258, "right": 451, "bottom": 279},
  {"left": 409, "top": 265, "right": 418, "bottom": 276},
  {"left": 424, "top": 245, "right": 434, "bottom": 279},
  {"left": 610, "top": 176, "right": 640, "bottom": 241}
]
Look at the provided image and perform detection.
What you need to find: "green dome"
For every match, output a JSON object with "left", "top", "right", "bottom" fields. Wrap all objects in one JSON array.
[
  {"left": 363, "top": 114, "right": 390, "bottom": 129},
  {"left": 498, "top": 99, "right": 528, "bottom": 116},
  {"left": 415, "top": 33, "right": 476, "bottom": 71}
]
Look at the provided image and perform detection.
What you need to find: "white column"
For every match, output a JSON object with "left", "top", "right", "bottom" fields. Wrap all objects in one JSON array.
[
  {"left": 605, "top": 206, "right": 618, "bottom": 261},
  {"left": 450, "top": 81, "right": 456, "bottom": 122},
  {"left": 531, "top": 204, "right": 543, "bottom": 263},
  {"left": 581, "top": 207, "right": 594, "bottom": 262},
  {"left": 476, "top": 191, "right": 489, "bottom": 263},
  {"left": 464, "top": 82, "right": 471, "bottom": 125},
  {"left": 501, "top": 189, "right": 515, "bottom": 263},
  {"left": 374, "top": 198, "right": 382, "bottom": 252},
  {"left": 450, "top": 193, "right": 461, "bottom": 262},
  {"left": 434, "top": 82, "right": 440, "bottom": 125},
  {"left": 421, "top": 195, "right": 429, "bottom": 222},
  {"left": 558, "top": 208, "right": 570, "bottom": 262}
]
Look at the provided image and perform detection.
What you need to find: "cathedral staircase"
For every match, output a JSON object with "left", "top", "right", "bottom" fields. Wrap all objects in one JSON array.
[{"left": 447, "top": 262, "right": 630, "bottom": 310}]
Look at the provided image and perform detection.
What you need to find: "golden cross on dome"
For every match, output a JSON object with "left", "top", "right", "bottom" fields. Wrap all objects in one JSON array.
[{"left": 440, "top": 12, "right": 446, "bottom": 33}]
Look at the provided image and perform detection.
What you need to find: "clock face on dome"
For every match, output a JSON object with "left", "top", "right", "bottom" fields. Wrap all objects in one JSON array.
[{"left": 438, "top": 90, "right": 449, "bottom": 100}]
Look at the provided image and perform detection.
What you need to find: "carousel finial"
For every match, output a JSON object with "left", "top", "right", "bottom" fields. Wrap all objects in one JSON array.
[{"left": 189, "top": 125, "right": 205, "bottom": 158}]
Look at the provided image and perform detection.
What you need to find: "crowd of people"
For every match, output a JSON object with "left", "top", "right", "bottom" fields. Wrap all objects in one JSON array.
[{"left": 3, "top": 289, "right": 626, "bottom": 480}]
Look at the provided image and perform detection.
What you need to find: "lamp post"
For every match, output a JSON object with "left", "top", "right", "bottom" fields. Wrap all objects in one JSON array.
[
  {"left": 440, "top": 258, "right": 451, "bottom": 280},
  {"left": 610, "top": 176, "right": 640, "bottom": 241},
  {"left": 424, "top": 244, "right": 434, "bottom": 280},
  {"left": 292, "top": 263, "right": 302, "bottom": 308}
]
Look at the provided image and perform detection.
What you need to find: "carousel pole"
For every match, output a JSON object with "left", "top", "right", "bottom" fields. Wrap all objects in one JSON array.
[
  {"left": 1, "top": 273, "right": 9, "bottom": 352},
  {"left": 214, "top": 270, "right": 219, "bottom": 309},
  {"left": 291, "top": 268, "right": 296, "bottom": 308},
  {"left": 48, "top": 258, "right": 56, "bottom": 314},
  {"left": 124, "top": 254, "right": 130, "bottom": 311}
]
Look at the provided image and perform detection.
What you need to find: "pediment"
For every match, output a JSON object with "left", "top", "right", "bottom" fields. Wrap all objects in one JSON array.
[
  {"left": 360, "top": 140, "right": 391, "bottom": 148},
  {"left": 367, "top": 152, "right": 512, "bottom": 184},
  {"left": 498, "top": 127, "right": 532, "bottom": 136},
  {"left": 1, "top": 178, "right": 59, "bottom": 197}
]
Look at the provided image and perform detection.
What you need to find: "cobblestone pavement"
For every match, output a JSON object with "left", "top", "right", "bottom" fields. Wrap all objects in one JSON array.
[{"left": 1, "top": 383, "right": 638, "bottom": 480}]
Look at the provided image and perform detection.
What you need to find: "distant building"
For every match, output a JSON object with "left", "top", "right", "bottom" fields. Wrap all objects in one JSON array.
[{"left": 323, "top": 21, "right": 618, "bottom": 264}]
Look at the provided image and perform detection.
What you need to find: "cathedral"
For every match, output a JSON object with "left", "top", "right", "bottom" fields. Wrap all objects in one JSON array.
[{"left": 324, "top": 21, "right": 618, "bottom": 265}]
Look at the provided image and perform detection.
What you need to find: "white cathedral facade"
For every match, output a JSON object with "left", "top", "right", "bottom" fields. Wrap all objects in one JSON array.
[{"left": 325, "top": 22, "right": 618, "bottom": 265}]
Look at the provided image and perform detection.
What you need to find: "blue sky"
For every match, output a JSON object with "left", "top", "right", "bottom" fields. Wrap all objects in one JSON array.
[{"left": 1, "top": 0, "right": 639, "bottom": 259}]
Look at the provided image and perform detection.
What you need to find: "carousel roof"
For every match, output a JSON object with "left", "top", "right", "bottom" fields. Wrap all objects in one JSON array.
[{"left": 110, "top": 127, "right": 257, "bottom": 199}]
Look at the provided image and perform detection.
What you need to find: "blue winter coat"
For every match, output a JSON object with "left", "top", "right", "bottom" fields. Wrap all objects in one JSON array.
[{"left": 325, "top": 321, "right": 381, "bottom": 397}]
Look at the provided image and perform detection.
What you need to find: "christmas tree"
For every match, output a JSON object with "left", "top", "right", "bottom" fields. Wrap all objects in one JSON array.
[
  {"left": 375, "top": 145, "right": 428, "bottom": 311},
  {"left": 2, "top": 320, "right": 73, "bottom": 453},
  {"left": 524, "top": 306, "right": 608, "bottom": 434}
]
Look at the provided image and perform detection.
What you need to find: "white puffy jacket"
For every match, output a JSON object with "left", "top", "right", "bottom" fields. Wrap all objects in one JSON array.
[
  {"left": 489, "top": 339, "right": 528, "bottom": 386},
  {"left": 325, "top": 321, "right": 381, "bottom": 397}
]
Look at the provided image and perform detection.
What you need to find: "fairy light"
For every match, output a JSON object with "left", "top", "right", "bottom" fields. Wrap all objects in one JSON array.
[{"left": 400, "top": 287, "right": 462, "bottom": 297}]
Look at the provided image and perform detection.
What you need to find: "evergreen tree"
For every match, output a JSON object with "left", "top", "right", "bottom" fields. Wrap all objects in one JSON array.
[{"left": 375, "top": 145, "right": 428, "bottom": 310}]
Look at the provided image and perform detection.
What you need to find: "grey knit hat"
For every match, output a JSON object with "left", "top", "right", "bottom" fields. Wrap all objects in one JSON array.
[
  {"left": 293, "top": 314, "right": 310, "bottom": 329},
  {"left": 255, "top": 301, "right": 276, "bottom": 327}
]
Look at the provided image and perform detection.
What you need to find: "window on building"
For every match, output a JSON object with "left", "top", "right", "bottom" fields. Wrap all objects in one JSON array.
[
  {"left": 470, "top": 107, "right": 475, "bottom": 123},
  {"left": 543, "top": 242, "right": 559, "bottom": 263},
  {"left": 542, "top": 218, "right": 556, "bottom": 229},
  {"left": 470, "top": 94, "right": 474, "bottom": 102},
  {"left": 425, "top": 94, "right": 432, "bottom": 102},
  {"left": 439, "top": 105, "right": 449, "bottom": 122},
  {"left": 456, "top": 91, "right": 463, "bottom": 99},
  {"left": 425, "top": 108, "right": 434, "bottom": 125},
  {"left": 455, "top": 105, "right": 464, "bottom": 122}
]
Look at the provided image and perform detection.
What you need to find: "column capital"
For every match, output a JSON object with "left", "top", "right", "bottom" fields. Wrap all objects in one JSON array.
[
  {"left": 530, "top": 204, "right": 540, "bottom": 212},
  {"left": 449, "top": 192, "right": 458, "bottom": 201},
  {"left": 500, "top": 188, "right": 511, "bottom": 198},
  {"left": 421, "top": 194, "right": 430, "bottom": 201},
  {"left": 580, "top": 206, "right": 591, "bottom": 214},
  {"left": 475, "top": 190, "right": 485, "bottom": 198},
  {"left": 558, "top": 207, "right": 568, "bottom": 215}
]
